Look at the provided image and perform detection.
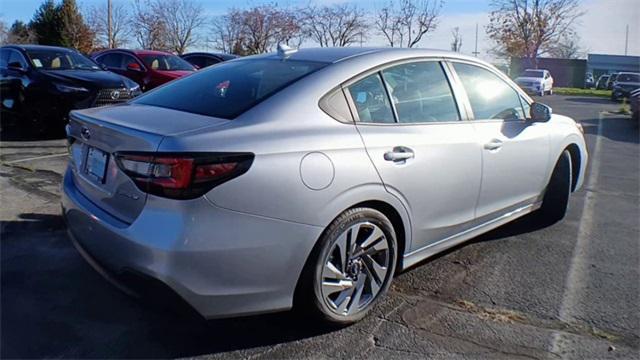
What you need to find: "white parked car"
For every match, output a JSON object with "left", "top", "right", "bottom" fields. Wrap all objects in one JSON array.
[{"left": 516, "top": 69, "right": 554, "bottom": 96}]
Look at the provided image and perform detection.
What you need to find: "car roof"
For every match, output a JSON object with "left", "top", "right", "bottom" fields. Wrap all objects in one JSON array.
[
  {"left": 248, "top": 47, "right": 481, "bottom": 64},
  {"left": 95, "top": 49, "right": 174, "bottom": 56},
  {"left": 182, "top": 52, "right": 238, "bottom": 60},
  {"left": 2, "top": 44, "right": 76, "bottom": 52}
]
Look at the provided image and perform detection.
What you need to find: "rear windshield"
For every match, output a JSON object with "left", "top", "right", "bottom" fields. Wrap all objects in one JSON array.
[
  {"left": 616, "top": 73, "right": 639, "bottom": 82},
  {"left": 133, "top": 59, "right": 326, "bottom": 119},
  {"left": 522, "top": 70, "right": 544, "bottom": 78}
]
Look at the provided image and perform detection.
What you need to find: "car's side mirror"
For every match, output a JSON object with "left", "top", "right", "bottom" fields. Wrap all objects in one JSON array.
[
  {"left": 8, "top": 61, "right": 25, "bottom": 71},
  {"left": 530, "top": 102, "right": 552, "bottom": 122},
  {"left": 126, "top": 62, "right": 143, "bottom": 72}
]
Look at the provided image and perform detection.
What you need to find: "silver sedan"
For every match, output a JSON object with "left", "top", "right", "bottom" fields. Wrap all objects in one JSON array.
[{"left": 62, "top": 47, "right": 588, "bottom": 324}]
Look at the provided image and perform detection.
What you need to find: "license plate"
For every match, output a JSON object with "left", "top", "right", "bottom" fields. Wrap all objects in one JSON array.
[{"left": 86, "top": 146, "right": 108, "bottom": 183}]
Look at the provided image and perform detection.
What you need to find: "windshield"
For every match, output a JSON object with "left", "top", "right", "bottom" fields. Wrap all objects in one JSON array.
[
  {"left": 25, "top": 49, "right": 100, "bottom": 70},
  {"left": 522, "top": 70, "right": 544, "bottom": 78},
  {"left": 133, "top": 59, "right": 327, "bottom": 119},
  {"left": 616, "top": 73, "right": 640, "bottom": 82},
  {"left": 140, "top": 54, "right": 195, "bottom": 71}
]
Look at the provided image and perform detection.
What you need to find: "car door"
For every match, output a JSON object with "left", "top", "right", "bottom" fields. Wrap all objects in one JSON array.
[
  {"left": 544, "top": 71, "right": 553, "bottom": 91},
  {"left": 449, "top": 61, "right": 550, "bottom": 220},
  {"left": 120, "top": 53, "right": 147, "bottom": 86},
  {"left": 1, "top": 49, "right": 31, "bottom": 120},
  {"left": 347, "top": 60, "right": 482, "bottom": 251}
]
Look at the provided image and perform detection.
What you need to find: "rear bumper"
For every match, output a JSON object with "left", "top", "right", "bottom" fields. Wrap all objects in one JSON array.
[
  {"left": 61, "top": 167, "right": 323, "bottom": 318},
  {"left": 519, "top": 84, "right": 544, "bottom": 94}
]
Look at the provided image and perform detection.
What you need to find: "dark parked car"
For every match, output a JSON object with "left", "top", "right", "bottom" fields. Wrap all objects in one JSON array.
[
  {"left": 630, "top": 88, "right": 639, "bottom": 124},
  {"left": 606, "top": 73, "right": 619, "bottom": 90},
  {"left": 180, "top": 52, "right": 238, "bottom": 69},
  {"left": 92, "top": 49, "right": 195, "bottom": 91},
  {"left": 611, "top": 72, "right": 640, "bottom": 101},
  {"left": 596, "top": 74, "right": 610, "bottom": 90},
  {"left": 0, "top": 45, "right": 141, "bottom": 132}
]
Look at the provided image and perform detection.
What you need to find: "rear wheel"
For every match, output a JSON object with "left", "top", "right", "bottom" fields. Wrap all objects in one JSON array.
[
  {"left": 307, "top": 208, "right": 397, "bottom": 324},
  {"left": 538, "top": 150, "right": 572, "bottom": 224}
]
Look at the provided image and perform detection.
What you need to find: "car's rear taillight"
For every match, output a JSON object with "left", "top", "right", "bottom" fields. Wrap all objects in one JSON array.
[{"left": 115, "top": 152, "right": 253, "bottom": 200}]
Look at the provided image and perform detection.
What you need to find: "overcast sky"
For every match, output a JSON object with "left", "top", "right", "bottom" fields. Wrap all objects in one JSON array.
[{"left": 1, "top": 0, "right": 638, "bottom": 60}]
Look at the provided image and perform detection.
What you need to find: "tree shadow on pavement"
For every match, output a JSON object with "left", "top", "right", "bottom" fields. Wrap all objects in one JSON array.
[
  {"left": 564, "top": 96, "right": 615, "bottom": 105},
  {"left": 1, "top": 213, "right": 338, "bottom": 359},
  {"left": 580, "top": 116, "right": 639, "bottom": 145}
]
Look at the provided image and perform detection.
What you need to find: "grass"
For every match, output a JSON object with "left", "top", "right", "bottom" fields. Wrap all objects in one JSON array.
[{"left": 553, "top": 87, "right": 612, "bottom": 98}]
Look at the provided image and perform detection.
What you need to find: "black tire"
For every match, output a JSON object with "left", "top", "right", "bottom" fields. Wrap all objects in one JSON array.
[
  {"left": 538, "top": 150, "right": 572, "bottom": 224},
  {"left": 303, "top": 208, "right": 397, "bottom": 325}
]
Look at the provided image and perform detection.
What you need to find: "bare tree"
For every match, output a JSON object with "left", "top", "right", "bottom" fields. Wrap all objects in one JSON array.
[
  {"left": 451, "top": 26, "right": 462, "bottom": 52},
  {"left": 131, "top": 0, "right": 168, "bottom": 50},
  {"left": 86, "top": 2, "right": 130, "bottom": 49},
  {"left": 0, "top": 19, "right": 7, "bottom": 44},
  {"left": 302, "top": 3, "right": 368, "bottom": 47},
  {"left": 546, "top": 32, "right": 584, "bottom": 59},
  {"left": 487, "top": 0, "right": 584, "bottom": 63},
  {"left": 210, "top": 4, "right": 301, "bottom": 55},
  {"left": 375, "top": 0, "right": 443, "bottom": 48},
  {"left": 152, "top": 0, "right": 205, "bottom": 54}
]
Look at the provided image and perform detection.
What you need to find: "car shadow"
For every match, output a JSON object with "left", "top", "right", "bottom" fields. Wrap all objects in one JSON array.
[
  {"left": 0, "top": 126, "right": 65, "bottom": 142},
  {"left": 3, "top": 210, "right": 555, "bottom": 359},
  {"left": 1, "top": 213, "right": 340, "bottom": 359}
]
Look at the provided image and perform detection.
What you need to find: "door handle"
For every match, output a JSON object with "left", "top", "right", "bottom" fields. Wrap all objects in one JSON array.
[
  {"left": 384, "top": 146, "right": 415, "bottom": 162},
  {"left": 484, "top": 139, "right": 503, "bottom": 151}
]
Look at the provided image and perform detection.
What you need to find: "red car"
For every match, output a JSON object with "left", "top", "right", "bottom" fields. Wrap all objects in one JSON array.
[{"left": 92, "top": 49, "right": 195, "bottom": 91}]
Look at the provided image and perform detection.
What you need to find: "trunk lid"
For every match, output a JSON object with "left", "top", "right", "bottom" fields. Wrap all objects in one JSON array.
[{"left": 67, "top": 104, "right": 231, "bottom": 224}]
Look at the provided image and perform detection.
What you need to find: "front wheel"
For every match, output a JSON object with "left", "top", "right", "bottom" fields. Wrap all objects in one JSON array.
[
  {"left": 309, "top": 208, "right": 397, "bottom": 324},
  {"left": 538, "top": 150, "right": 572, "bottom": 224}
]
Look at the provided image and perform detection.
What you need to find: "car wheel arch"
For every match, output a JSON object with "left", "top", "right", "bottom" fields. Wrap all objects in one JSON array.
[
  {"left": 565, "top": 143, "right": 581, "bottom": 192},
  {"left": 292, "top": 198, "right": 410, "bottom": 309}
]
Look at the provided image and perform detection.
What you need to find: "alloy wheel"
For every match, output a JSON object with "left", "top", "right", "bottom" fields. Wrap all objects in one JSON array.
[{"left": 320, "top": 221, "right": 391, "bottom": 316}]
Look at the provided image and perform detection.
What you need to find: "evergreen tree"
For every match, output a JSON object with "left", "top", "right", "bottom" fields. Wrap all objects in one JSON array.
[
  {"left": 30, "top": 0, "right": 63, "bottom": 45},
  {"left": 58, "top": 0, "right": 94, "bottom": 52}
]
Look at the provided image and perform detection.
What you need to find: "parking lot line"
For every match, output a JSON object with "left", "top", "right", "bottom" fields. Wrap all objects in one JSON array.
[
  {"left": 549, "top": 113, "right": 603, "bottom": 356},
  {"left": 3, "top": 153, "right": 68, "bottom": 164}
]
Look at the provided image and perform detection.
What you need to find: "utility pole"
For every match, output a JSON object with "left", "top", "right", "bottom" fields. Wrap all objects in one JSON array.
[
  {"left": 107, "top": 0, "right": 112, "bottom": 48},
  {"left": 624, "top": 24, "right": 629, "bottom": 56},
  {"left": 472, "top": 23, "right": 479, "bottom": 57}
]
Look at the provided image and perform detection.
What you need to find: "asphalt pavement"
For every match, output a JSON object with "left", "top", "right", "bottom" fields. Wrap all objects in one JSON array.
[{"left": 1, "top": 95, "right": 638, "bottom": 359}]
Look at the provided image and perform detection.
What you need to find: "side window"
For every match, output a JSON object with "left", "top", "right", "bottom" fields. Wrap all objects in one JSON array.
[
  {"left": 453, "top": 62, "right": 525, "bottom": 121},
  {"left": 8, "top": 50, "right": 28, "bottom": 69},
  {"left": 204, "top": 57, "right": 221, "bottom": 67},
  {"left": 347, "top": 73, "right": 395, "bottom": 124},
  {"left": 98, "top": 53, "right": 123, "bottom": 68},
  {"left": 121, "top": 54, "right": 139, "bottom": 68},
  {"left": 183, "top": 56, "right": 201, "bottom": 68},
  {"left": 0, "top": 49, "right": 9, "bottom": 68},
  {"left": 381, "top": 61, "right": 460, "bottom": 123}
]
